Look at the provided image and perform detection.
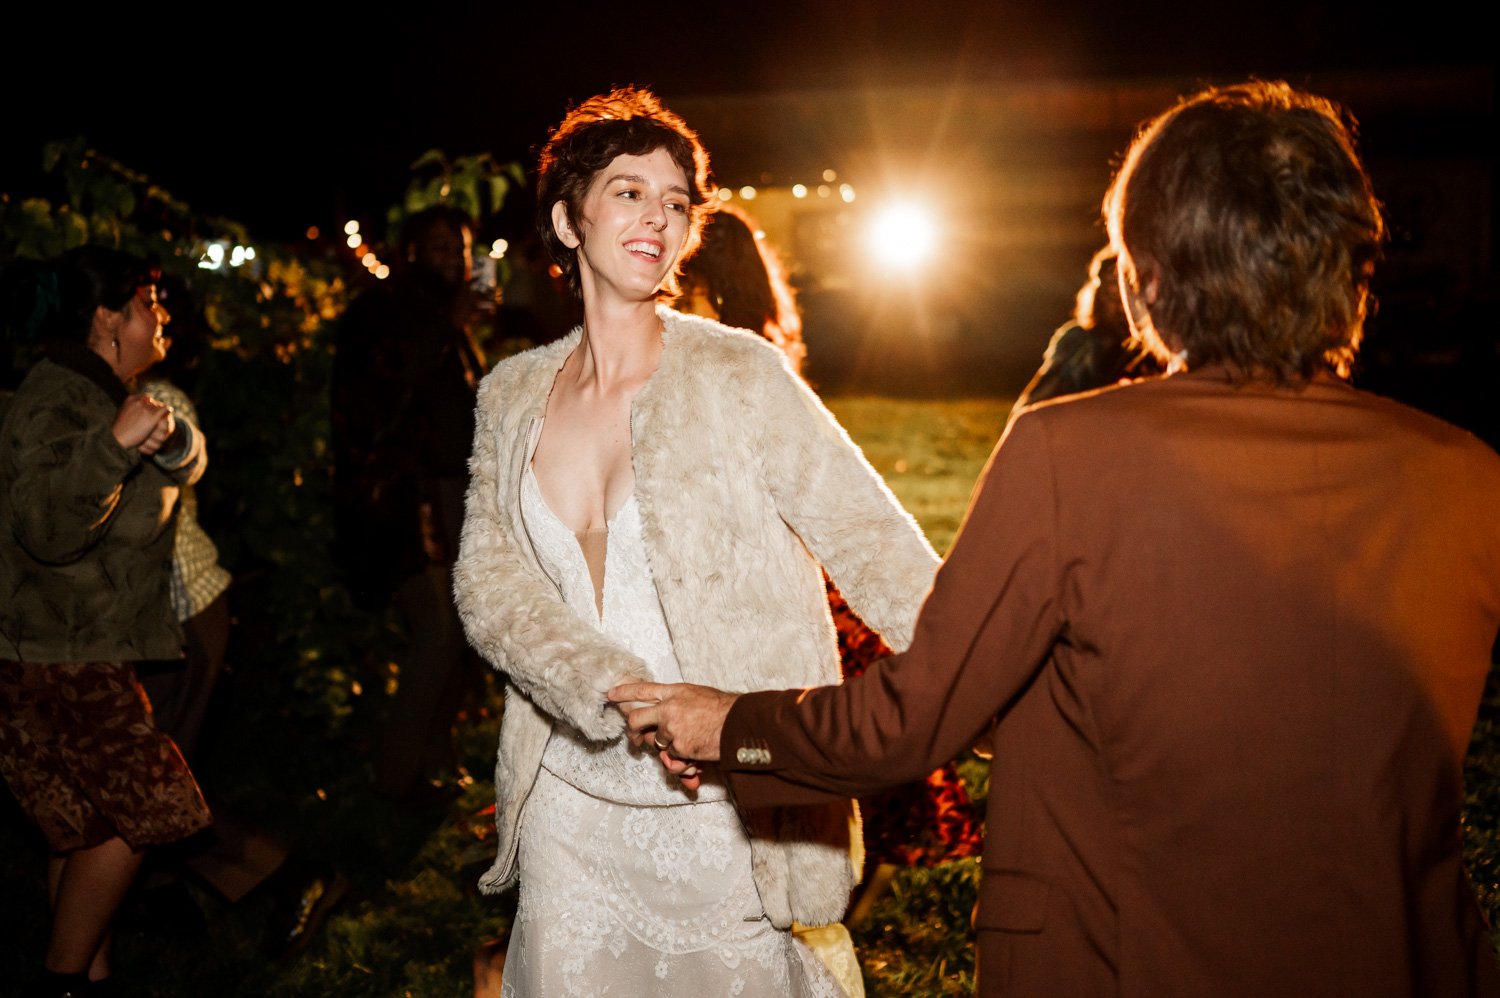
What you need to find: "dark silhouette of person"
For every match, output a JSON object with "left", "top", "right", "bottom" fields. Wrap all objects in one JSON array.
[
  {"left": 1015, "top": 246, "right": 1160, "bottom": 410},
  {"left": 332, "top": 206, "right": 493, "bottom": 805}
]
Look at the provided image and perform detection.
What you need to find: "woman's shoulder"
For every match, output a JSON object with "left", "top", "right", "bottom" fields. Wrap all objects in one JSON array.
[
  {"left": 11, "top": 359, "right": 107, "bottom": 413},
  {"left": 659, "top": 307, "right": 795, "bottom": 384},
  {"left": 477, "top": 329, "right": 580, "bottom": 403}
]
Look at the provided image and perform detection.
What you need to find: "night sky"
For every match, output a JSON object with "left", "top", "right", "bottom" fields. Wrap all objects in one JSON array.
[{"left": 6, "top": 0, "right": 1492, "bottom": 241}]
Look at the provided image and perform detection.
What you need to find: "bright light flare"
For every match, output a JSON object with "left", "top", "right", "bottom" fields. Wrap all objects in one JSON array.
[{"left": 867, "top": 203, "right": 938, "bottom": 269}]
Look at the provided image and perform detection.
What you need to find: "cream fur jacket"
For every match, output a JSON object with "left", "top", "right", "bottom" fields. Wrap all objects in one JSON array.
[{"left": 453, "top": 307, "right": 938, "bottom": 928}]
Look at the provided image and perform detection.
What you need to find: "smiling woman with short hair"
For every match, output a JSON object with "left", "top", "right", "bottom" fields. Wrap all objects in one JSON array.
[{"left": 453, "top": 87, "right": 937, "bottom": 996}]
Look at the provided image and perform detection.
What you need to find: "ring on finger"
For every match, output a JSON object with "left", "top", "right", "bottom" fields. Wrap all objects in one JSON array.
[{"left": 652, "top": 733, "right": 671, "bottom": 751}]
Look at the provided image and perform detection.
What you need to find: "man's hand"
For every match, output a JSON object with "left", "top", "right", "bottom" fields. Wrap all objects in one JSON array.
[{"left": 609, "top": 682, "right": 740, "bottom": 791}]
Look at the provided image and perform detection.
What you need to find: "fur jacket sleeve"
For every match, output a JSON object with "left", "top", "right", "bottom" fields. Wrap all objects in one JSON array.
[{"left": 453, "top": 333, "right": 652, "bottom": 742}]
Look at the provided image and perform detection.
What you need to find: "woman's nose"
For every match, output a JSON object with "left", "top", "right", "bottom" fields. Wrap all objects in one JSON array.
[{"left": 642, "top": 199, "right": 667, "bottom": 230}]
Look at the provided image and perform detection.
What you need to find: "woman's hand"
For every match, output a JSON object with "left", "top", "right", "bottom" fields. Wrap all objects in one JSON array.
[{"left": 113, "top": 394, "right": 175, "bottom": 455}]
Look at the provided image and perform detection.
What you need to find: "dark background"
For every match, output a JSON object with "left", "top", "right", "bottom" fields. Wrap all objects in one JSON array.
[
  {"left": 5, "top": 1, "right": 1496, "bottom": 425},
  {"left": 6, "top": 0, "right": 1491, "bottom": 237}
]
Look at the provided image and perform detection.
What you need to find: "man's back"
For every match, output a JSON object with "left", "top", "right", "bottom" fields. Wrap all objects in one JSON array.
[{"left": 984, "top": 368, "right": 1500, "bottom": 995}]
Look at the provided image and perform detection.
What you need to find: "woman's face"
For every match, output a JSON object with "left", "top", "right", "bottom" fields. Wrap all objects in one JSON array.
[
  {"left": 109, "top": 286, "right": 171, "bottom": 379},
  {"left": 554, "top": 147, "right": 692, "bottom": 304}
]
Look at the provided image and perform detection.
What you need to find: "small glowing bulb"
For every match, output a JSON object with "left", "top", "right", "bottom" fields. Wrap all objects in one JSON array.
[
  {"left": 305, "top": 226, "right": 321, "bottom": 240},
  {"left": 346, "top": 234, "right": 361, "bottom": 249},
  {"left": 244, "top": 246, "right": 256, "bottom": 260},
  {"left": 375, "top": 264, "right": 391, "bottom": 280},
  {"left": 822, "top": 169, "right": 837, "bottom": 182},
  {"left": 817, "top": 185, "right": 831, "bottom": 199},
  {"left": 362, "top": 252, "right": 377, "bottom": 267},
  {"left": 717, "top": 188, "right": 733, "bottom": 201},
  {"left": 840, "top": 184, "right": 856, "bottom": 203},
  {"left": 491, "top": 238, "right": 508, "bottom": 258},
  {"left": 792, "top": 184, "right": 807, "bottom": 198},
  {"left": 738, "top": 186, "right": 757, "bottom": 201},
  {"left": 343, "top": 220, "right": 360, "bottom": 235}
]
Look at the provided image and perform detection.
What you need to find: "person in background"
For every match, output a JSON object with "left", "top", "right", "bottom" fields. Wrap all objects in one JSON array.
[
  {"left": 332, "top": 206, "right": 494, "bottom": 807},
  {"left": 616, "top": 80, "right": 1500, "bottom": 996},
  {"left": 678, "top": 204, "right": 806, "bottom": 371},
  {"left": 1013, "top": 245, "right": 1160, "bottom": 410},
  {"left": 0, "top": 247, "right": 211, "bottom": 997}
]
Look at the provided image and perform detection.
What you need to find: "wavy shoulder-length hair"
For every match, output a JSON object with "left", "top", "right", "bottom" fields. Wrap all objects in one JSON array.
[
  {"left": 1104, "top": 80, "right": 1384, "bottom": 384},
  {"left": 535, "top": 86, "right": 714, "bottom": 300}
]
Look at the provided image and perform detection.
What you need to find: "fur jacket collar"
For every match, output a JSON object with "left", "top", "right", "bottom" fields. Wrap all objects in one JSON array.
[{"left": 454, "top": 307, "right": 937, "bottom": 927}]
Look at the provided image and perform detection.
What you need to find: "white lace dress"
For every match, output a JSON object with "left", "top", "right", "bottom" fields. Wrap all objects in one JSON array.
[{"left": 503, "top": 465, "right": 844, "bottom": 998}]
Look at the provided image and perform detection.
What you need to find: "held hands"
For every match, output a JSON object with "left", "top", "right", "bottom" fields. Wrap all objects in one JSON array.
[
  {"left": 112, "top": 394, "right": 175, "bottom": 456},
  {"left": 608, "top": 682, "right": 741, "bottom": 794}
]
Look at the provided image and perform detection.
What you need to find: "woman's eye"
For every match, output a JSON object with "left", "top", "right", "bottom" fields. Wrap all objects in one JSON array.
[{"left": 666, "top": 202, "right": 687, "bottom": 214}]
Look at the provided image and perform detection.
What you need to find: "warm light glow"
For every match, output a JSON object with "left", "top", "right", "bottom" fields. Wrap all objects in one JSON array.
[
  {"left": 306, "top": 226, "right": 321, "bottom": 240},
  {"left": 244, "top": 246, "right": 257, "bottom": 260},
  {"left": 345, "top": 233, "right": 361, "bottom": 249},
  {"left": 792, "top": 184, "right": 808, "bottom": 199},
  {"left": 716, "top": 188, "right": 733, "bottom": 201},
  {"left": 868, "top": 203, "right": 938, "bottom": 269},
  {"left": 839, "top": 184, "right": 856, "bottom": 203},
  {"left": 197, "top": 242, "right": 225, "bottom": 270},
  {"left": 817, "top": 185, "right": 832, "bottom": 199},
  {"left": 491, "top": 238, "right": 508, "bottom": 258},
  {"left": 362, "top": 252, "right": 377, "bottom": 267},
  {"left": 230, "top": 246, "right": 248, "bottom": 268},
  {"left": 343, "top": 220, "right": 360, "bottom": 235},
  {"left": 738, "top": 186, "right": 757, "bottom": 201},
  {"left": 822, "top": 169, "right": 837, "bottom": 182},
  {"left": 375, "top": 264, "right": 391, "bottom": 280}
]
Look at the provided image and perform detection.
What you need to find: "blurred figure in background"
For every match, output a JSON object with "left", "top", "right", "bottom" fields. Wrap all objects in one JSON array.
[
  {"left": 679, "top": 204, "right": 806, "bottom": 371},
  {"left": 0, "top": 247, "right": 211, "bottom": 997},
  {"left": 1014, "top": 246, "right": 1160, "bottom": 410},
  {"left": 332, "top": 206, "right": 494, "bottom": 807}
]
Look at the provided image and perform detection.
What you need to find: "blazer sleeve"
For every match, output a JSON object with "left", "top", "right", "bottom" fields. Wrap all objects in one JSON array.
[
  {"left": 748, "top": 348, "right": 939, "bottom": 651},
  {"left": 452, "top": 374, "right": 652, "bottom": 742},
  {"left": 723, "top": 411, "right": 1066, "bottom": 805},
  {"left": 8, "top": 395, "right": 141, "bottom": 566}
]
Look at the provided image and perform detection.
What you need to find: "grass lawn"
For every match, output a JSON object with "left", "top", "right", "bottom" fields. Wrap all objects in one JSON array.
[{"left": 4, "top": 393, "right": 1497, "bottom": 997}]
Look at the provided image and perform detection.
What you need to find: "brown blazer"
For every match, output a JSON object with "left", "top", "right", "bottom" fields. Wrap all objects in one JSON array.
[{"left": 723, "top": 367, "right": 1500, "bottom": 997}]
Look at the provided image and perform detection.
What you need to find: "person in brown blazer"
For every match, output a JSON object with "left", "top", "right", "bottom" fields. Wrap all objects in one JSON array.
[{"left": 611, "top": 80, "right": 1500, "bottom": 997}]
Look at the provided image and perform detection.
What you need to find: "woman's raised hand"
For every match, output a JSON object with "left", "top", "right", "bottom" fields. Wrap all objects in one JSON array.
[{"left": 112, "top": 394, "right": 175, "bottom": 455}]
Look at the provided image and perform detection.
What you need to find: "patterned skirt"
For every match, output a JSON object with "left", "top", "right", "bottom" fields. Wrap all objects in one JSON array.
[{"left": 0, "top": 659, "right": 211, "bottom": 853}]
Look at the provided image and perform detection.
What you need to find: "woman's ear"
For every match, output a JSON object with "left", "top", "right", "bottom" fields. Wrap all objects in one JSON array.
[
  {"left": 551, "top": 201, "right": 581, "bottom": 250},
  {"left": 86, "top": 305, "right": 123, "bottom": 352}
]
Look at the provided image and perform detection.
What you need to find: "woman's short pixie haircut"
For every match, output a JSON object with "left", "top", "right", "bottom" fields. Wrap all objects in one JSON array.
[
  {"left": 1104, "top": 80, "right": 1384, "bottom": 384},
  {"left": 536, "top": 86, "right": 714, "bottom": 299}
]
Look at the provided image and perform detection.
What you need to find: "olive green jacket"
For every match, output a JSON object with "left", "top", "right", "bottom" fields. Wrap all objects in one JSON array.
[{"left": 0, "top": 345, "right": 205, "bottom": 662}]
